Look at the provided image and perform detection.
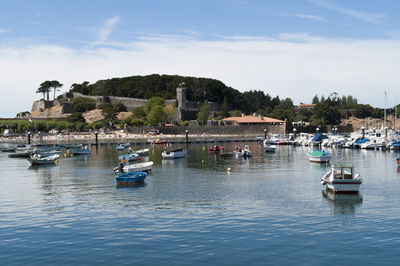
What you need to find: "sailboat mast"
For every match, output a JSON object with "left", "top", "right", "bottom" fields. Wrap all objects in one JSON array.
[{"left": 384, "top": 91, "right": 387, "bottom": 134}]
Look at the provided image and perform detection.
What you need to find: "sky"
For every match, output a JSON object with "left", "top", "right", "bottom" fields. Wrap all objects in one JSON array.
[{"left": 1, "top": 0, "right": 400, "bottom": 117}]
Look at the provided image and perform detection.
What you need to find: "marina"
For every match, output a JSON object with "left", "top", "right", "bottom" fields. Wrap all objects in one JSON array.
[{"left": 1, "top": 142, "right": 400, "bottom": 264}]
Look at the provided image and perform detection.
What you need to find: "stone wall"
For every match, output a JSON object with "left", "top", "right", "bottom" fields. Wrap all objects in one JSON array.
[{"left": 126, "top": 124, "right": 285, "bottom": 136}]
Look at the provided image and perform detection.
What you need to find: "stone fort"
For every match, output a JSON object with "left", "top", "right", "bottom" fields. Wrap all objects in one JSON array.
[{"left": 31, "top": 85, "right": 219, "bottom": 121}]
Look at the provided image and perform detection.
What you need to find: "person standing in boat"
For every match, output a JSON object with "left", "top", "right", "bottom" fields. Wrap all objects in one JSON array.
[{"left": 128, "top": 146, "right": 132, "bottom": 153}]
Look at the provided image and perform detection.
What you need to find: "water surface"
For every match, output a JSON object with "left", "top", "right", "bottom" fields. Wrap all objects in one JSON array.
[{"left": 1, "top": 143, "right": 399, "bottom": 265}]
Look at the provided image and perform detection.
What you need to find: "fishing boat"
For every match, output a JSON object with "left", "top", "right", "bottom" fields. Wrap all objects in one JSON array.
[
  {"left": 307, "top": 150, "right": 331, "bottom": 163},
  {"left": 114, "top": 161, "right": 154, "bottom": 173},
  {"left": 209, "top": 145, "right": 224, "bottom": 152},
  {"left": 263, "top": 140, "right": 277, "bottom": 152},
  {"left": 162, "top": 148, "right": 186, "bottom": 159},
  {"left": 119, "top": 153, "right": 139, "bottom": 162},
  {"left": 321, "top": 163, "right": 362, "bottom": 193},
  {"left": 27, "top": 154, "right": 60, "bottom": 165},
  {"left": 134, "top": 148, "right": 149, "bottom": 156},
  {"left": 116, "top": 172, "right": 147, "bottom": 187},
  {"left": 152, "top": 139, "right": 167, "bottom": 144},
  {"left": 70, "top": 145, "right": 91, "bottom": 155},
  {"left": 116, "top": 143, "right": 131, "bottom": 150},
  {"left": 32, "top": 148, "right": 62, "bottom": 157},
  {"left": 235, "top": 145, "right": 253, "bottom": 158}
]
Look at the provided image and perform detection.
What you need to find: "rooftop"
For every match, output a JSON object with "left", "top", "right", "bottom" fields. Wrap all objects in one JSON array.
[{"left": 222, "top": 116, "right": 285, "bottom": 124}]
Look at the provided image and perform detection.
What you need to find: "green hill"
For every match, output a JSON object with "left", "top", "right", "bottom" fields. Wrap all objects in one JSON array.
[{"left": 69, "top": 74, "right": 280, "bottom": 113}]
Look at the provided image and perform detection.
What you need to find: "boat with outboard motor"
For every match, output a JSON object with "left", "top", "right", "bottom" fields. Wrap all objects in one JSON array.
[
  {"left": 114, "top": 161, "right": 154, "bottom": 173},
  {"left": 321, "top": 163, "right": 362, "bottom": 193}
]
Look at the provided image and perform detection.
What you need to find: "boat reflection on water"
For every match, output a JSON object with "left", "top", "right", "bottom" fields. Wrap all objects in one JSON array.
[{"left": 322, "top": 190, "right": 363, "bottom": 215}]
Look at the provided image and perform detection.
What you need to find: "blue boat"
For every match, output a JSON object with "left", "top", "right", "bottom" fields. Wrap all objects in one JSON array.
[
  {"left": 116, "top": 172, "right": 147, "bottom": 186},
  {"left": 118, "top": 153, "right": 139, "bottom": 162}
]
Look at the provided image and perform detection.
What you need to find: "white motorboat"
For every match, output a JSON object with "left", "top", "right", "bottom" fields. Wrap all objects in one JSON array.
[
  {"left": 70, "top": 145, "right": 91, "bottom": 155},
  {"left": 27, "top": 154, "right": 60, "bottom": 165},
  {"left": 134, "top": 148, "right": 149, "bottom": 156},
  {"left": 321, "top": 163, "right": 362, "bottom": 193},
  {"left": 235, "top": 145, "right": 253, "bottom": 158},
  {"left": 307, "top": 150, "right": 331, "bottom": 163},
  {"left": 162, "top": 148, "right": 186, "bottom": 159},
  {"left": 116, "top": 143, "right": 131, "bottom": 150},
  {"left": 263, "top": 140, "right": 277, "bottom": 152},
  {"left": 114, "top": 161, "right": 154, "bottom": 173}
]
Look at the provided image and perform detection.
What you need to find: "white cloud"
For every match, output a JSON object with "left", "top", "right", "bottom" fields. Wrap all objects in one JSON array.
[
  {"left": 308, "top": 0, "right": 387, "bottom": 23},
  {"left": 282, "top": 13, "right": 327, "bottom": 22},
  {"left": 88, "top": 16, "right": 120, "bottom": 48},
  {"left": 0, "top": 28, "right": 8, "bottom": 34},
  {"left": 1, "top": 34, "right": 400, "bottom": 117}
]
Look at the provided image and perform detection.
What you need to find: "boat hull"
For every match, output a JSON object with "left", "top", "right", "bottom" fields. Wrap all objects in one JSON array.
[
  {"left": 162, "top": 151, "right": 186, "bottom": 159},
  {"left": 324, "top": 180, "right": 362, "bottom": 193},
  {"left": 308, "top": 155, "right": 331, "bottom": 163},
  {"left": 116, "top": 172, "right": 147, "bottom": 186},
  {"left": 27, "top": 155, "right": 59, "bottom": 165}
]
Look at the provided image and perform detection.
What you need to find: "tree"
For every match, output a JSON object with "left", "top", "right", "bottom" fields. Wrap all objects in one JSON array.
[
  {"left": 164, "top": 104, "right": 175, "bottom": 122},
  {"left": 50, "top": 80, "right": 63, "bottom": 100},
  {"left": 271, "top": 98, "right": 296, "bottom": 124},
  {"left": 234, "top": 110, "right": 242, "bottom": 117},
  {"left": 310, "top": 102, "right": 341, "bottom": 126},
  {"left": 353, "top": 104, "right": 374, "bottom": 119},
  {"left": 147, "top": 105, "right": 166, "bottom": 125},
  {"left": 312, "top": 94, "right": 319, "bottom": 104},
  {"left": 67, "top": 112, "right": 86, "bottom": 123},
  {"left": 197, "top": 100, "right": 210, "bottom": 126},
  {"left": 221, "top": 96, "right": 229, "bottom": 118},
  {"left": 145, "top": 97, "right": 165, "bottom": 114},
  {"left": 131, "top": 106, "right": 146, "bottom": 119},
  {"left": 36, "top": 81, "right": 52, "bottom": 100}
]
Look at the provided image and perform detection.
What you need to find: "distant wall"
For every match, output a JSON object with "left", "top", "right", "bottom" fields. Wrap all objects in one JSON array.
[{"left": 126, "top": 124, "right": 285, "bottom": 135}]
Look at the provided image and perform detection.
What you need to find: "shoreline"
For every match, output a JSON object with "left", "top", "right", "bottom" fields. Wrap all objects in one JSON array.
[{"left": 0, "top": 131, "right": 264, "bottom": 145}]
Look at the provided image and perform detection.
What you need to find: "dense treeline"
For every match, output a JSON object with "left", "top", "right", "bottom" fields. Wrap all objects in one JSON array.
[{"left": 70, "top": 74, "right": 280, "bottom": 114}]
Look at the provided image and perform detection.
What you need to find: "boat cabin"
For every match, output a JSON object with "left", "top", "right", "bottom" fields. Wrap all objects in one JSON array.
[{"left": 331, "top": 163, "right": 355, "bottom": 180}]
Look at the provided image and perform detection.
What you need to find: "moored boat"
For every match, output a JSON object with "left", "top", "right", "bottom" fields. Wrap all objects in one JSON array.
[
  {"left": 134, "top": 148, "right": 149, "bottom": 156},
  {"left": 27, "top": 154, "right": 60, "bottom": 165},
  {"left": 114, "top": 161, "right": 154, "bottom": 173},
  {"left": 116, "top": 172, "right": 147, "bottom": 187},
  {"left": 308, "top": 150, "right": 331, "bottom": 163},
  {"left": 70, "top": 145, "right": 91, "bottom": 155},
  {"left": 152, "top": 139, "right": 167, "bottom": 144},
  {"left": 162, "top": 148, "right": 186, "bottom": 159},
  {"left": 8, "top": 149, "right": 34, "bottom": 158},
  {"left": 321, "top": 163, "right": 362, "bottom": 193},
  {"left": 119, "top": 153, "right": 139, "bottom": 162},
  {"left": 116, "top": 143, "right": 131, "bottom": 150},
  {"left": 209, "top": 145, "right": 224, "bottom": 152},
  {"left": 263, "top": 140, "right": 277, "bottom": 152},
  {"left": 235, "top": 145, "right": 253, "bottom": 158}
]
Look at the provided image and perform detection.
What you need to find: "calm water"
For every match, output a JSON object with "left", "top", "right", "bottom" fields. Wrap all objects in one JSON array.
[{"left": 1, "top": 143, "right": 400, "bottom": 265}]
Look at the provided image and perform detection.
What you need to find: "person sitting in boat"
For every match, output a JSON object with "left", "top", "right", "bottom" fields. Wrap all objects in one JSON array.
[{"left": 118, "top": 162, "right": 124, "bottom": 172}]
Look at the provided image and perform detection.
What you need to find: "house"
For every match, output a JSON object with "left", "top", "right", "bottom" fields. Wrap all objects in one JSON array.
[{"left": 222, "top": 115, "right": 285, "bottom": 126}]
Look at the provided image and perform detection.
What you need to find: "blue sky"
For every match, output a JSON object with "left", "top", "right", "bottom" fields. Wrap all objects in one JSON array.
[{"left": 1, "top": 0, "right": 400, "bottom": 116}]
